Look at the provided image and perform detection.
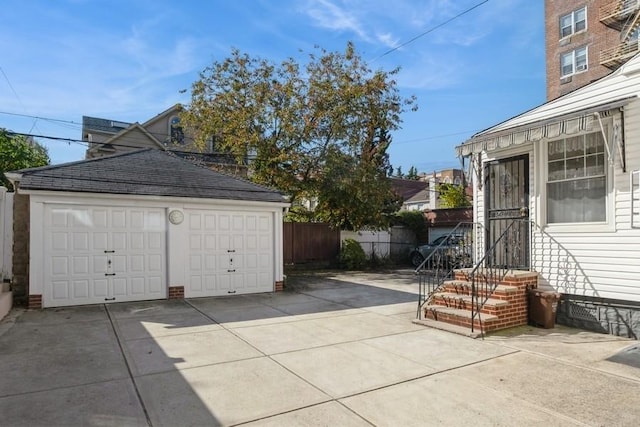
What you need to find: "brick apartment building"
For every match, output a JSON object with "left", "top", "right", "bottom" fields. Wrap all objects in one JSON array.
[{"left": 546, "top": 0, "right": 640, "bottom": 100}]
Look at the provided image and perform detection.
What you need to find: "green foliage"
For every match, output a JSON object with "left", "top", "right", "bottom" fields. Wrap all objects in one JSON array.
[
  {"left": 393, "top": 210, "right": 427, "bottom": 240},
  {"left": 394, "top": 166, "right": 403, "bottom": 178},
  {"left": 0, "top": 130, "right": 50, "bottom": 190},
  {"left": 182, "top": 42, "right": 416, "bottom": 230},
  {"left": 406, "top": 166, "right": 419, "bottom": 180},
  {"left": 438, "top": 183, "right": 471, "bottom": 208},
  {"left": 339, "top": 238, "right": 367, "bottom": 270}
]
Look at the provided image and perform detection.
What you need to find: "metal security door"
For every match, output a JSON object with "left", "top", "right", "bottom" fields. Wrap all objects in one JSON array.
[{"left": 485, "top": 155, "right": 530, "bottom": 269}]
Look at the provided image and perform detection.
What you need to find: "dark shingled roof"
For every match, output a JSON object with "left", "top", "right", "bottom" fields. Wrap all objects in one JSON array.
[{"left": 15, "top": 149, "right": 288, "bottom": 204}]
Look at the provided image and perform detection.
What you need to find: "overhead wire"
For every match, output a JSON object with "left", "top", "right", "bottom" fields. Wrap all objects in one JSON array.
[{"left": 371, "top": 0, "right": 490, "bottom": 61}]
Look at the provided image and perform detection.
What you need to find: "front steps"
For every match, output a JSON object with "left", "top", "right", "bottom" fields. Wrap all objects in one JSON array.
[{"left": 421, "top": 269, "right": 538, "bottom": 334}]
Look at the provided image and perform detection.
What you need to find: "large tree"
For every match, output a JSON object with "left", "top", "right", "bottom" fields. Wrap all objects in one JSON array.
[
  {"left": 438, "top": 183, "right": 471, "bottom": 208},
  {"left": 0, "top": 129, "right": 50, "bottom": 190},
  {"left": 182, "top": 42, "right": 416, "bottom": 229}
]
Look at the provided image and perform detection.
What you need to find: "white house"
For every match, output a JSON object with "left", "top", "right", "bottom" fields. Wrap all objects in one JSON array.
[{"left": 456, "top": 53, "right": 640, "bottom": 338}]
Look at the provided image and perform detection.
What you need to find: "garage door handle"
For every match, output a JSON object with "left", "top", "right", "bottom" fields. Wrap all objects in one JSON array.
[
  {"left": 104, "top": 250, "right": 115, "bottom": 253},
  {"left": 227, "top": 250, "right": 235, "bottom": 253},
  {"left": 227, "top": 269, "right": 236, "bottom": 273},
  {"left": 228, "top": 290, "right": 236, "bottom": 294},
  {"left": 105, "top": 273, "right": 116, "bottom": 276},
  {"left": 105, "top": 297, "right": 116, "bottom": 301}
]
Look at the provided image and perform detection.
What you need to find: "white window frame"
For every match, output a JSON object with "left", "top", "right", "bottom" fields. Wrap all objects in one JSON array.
[
  {"left": 560, "top": 6, "right": 587, "bottom": 39},
  {"left": 561, "top": 46, "right": 588, "bottom": 78},
  {"left": 540, "top": 123, "right": 615, "bottom": 232}
]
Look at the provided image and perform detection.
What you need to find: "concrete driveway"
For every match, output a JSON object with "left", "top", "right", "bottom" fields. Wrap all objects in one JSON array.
[{"left": 1, "top": 270, "right": 639, "bottom": 426}]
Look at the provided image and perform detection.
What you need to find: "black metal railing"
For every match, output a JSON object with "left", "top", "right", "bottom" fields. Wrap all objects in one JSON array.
[
  {"left": 468, "top": 219, "right": 533, "bottom": 334},
  {"left": 415, "top": 222, "right": 479, "bottom": 319}
]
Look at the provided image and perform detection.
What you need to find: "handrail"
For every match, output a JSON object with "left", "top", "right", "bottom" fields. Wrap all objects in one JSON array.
[
  {"left": 468, "top": 219, "right": 532, "bottom": 334},
  {"left": 415, "top": 222, "right": 478, "bottom": 319}
]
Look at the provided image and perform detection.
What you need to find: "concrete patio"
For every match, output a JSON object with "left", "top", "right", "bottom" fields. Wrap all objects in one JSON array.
[{"left": 0, "top": 270, "right": 639, "bottom": 426}]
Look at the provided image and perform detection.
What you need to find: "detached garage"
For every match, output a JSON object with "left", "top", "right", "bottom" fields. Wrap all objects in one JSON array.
[{"left": 6, "top": 149, "right": 289, "bottom": 308}]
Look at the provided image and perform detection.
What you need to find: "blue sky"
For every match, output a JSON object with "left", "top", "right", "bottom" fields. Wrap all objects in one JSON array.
[{"left": 0, "top": 0, "right": 545, "bottom": 173}]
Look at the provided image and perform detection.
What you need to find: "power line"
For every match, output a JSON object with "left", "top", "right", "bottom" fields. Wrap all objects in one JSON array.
[
  {"left": 0, "top": 67, "right": 44, "bottom": 134},
  {"left": 372, "top": 0, "right": 490, "bottom": 61}
]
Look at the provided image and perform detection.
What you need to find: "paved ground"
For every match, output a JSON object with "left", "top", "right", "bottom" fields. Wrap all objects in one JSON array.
[{"left": 1, "top": 270, "right": 639, "bottom": 426}]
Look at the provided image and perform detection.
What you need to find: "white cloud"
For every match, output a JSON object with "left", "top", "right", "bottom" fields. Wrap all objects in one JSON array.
[{"left": 304, "top": 0, "right": 371, "bottom": 41}]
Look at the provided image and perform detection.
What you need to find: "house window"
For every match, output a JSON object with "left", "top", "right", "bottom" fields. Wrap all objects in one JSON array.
[
  {"left": 561, "top": 46, "right": 587, "bottom": 77},
  {"left": 547, "top": 131, "right": 606, "bottom": 223},
  {"left": 560, "top": 7, "right": 586, "bottom": 38},
  {"left": 169, "top": 116, "right": 184, "bottom": 144}
]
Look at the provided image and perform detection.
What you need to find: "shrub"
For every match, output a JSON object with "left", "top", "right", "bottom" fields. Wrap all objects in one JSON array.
[{"left": 339, "top": 238, "right": 367, "bottom": 270}]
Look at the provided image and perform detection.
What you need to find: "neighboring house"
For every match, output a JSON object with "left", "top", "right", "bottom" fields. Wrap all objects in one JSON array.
[
  {"left": 83, "top": 105, "right": 242, "bottom": 173},
  {"left": 5, "top": 149, "right": 289, "bottom": 308},
  {"left": 390, "top": 169, "right": 466, "bottom": 212},
  {"left": 456, "top": 53, "right": 640, "bottom": 337}
]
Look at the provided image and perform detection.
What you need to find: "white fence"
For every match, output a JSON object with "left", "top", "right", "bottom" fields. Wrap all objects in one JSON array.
[
  {"left": 340, "top": 230, "right": 391, "bottom": 258},
  {"left": 0, "top": 187, "right": 13, "bottom": 281}
]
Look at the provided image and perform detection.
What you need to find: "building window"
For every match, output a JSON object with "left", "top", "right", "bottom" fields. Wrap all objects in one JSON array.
[
  {"left": 169, "top": 116, "right": 184, "bottom": 144},
  {"left": 547, "top": 131, "right": 606, "bottom": 223},
  {"left": 560, "top": 7, "right": 586, "bottom": 38},
  {"left": 561, "top": 46, "right": 587, "bottom": 77}
]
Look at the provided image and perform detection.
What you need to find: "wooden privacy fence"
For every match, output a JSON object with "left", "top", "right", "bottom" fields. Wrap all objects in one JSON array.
[{"left": 283, "top": 222, "right": 340, "bottom": 265}]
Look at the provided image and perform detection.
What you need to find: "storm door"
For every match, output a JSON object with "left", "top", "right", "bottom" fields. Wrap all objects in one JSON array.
[{"left": 485, "top": 155, "right": 530, "bottom": 269}]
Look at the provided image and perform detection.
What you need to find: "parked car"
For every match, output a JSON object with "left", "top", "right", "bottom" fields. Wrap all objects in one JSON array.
[{"left": 410, "top": 234, "right": 471, "bottom": 268}]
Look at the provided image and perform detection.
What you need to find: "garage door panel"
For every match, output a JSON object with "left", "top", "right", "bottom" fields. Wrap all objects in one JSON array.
[
  {"left": 94, "top": 279, "right": 108, "bottom": 297},
  {"left": 204, "top": 235, "right": 216, "bottom": 250},
  {"left": 73, "top": 281, "right": 89, "bottom": 298},
  {"left": 148, "top": 277, "right": 163, "bottom": 294},
  {"left": 112, "top": 232, "right": 127, "bottom": 250},
  {"left": 52, "top": 257, "right": 68, "bottom": 275},
  {"left": 131, "top": 277, "right": 145, "bottom": 295},
  {"left": 148, "top": 254, "right": 163, "bottom": 272},
  {"left": 44, "top": 205, "right": 166, "bottom": 307},
  {"left": 130, "top": 232, "right": 144, "bottom": 250},
  {"left": 189, "top": 234, "right": 201, "bottom": 250},
  {"left": 148, "top": 232, "right": 163, "bottom": 249},
  {"left": 93, "top": 232, "right": 108, "bottom": 250},
  {"left": 204, "top": 215, "right": 216, "bottom": 230},
  {"left": 72, "top": 256, "right": 89, "bottom": 275},
  {"left": 93, "top": 210, "right": 108, "bottom": 228},
  {"left": 73, "top": 232, "right": 89, "bottom": 251},
  {"left": 130, "top": 255, "right": 145, "bottom": 272},
  {"left": 190, "top": 255, "right": 202, "bottom": 271},
  {"left": 52, "top": 281, "right": 69, "bottom": 300},
  {"left": 190, "top": 276, "right": 202, "bottom": 291},
  {"left": 51, "top": 232, "right": 68, "bottom": 250},
  {"left": 112, "top": 210, "right": 126, "bottom": 228}
]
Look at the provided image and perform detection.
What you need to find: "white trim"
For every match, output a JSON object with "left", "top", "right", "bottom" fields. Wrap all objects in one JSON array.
[
  {"left": 538, "top": 123, "right": 616, "bottom": 233},
  {"left": 21, "top": 190, "right": 289, "bottom": 210}
]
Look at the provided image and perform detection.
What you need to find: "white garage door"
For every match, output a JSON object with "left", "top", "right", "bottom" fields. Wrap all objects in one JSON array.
[
  {"left": 185, "top": 209, "right": 273, "bottom": 297},
  {"left": 44, "top": 205, "right": 166, "bottom": 307}
]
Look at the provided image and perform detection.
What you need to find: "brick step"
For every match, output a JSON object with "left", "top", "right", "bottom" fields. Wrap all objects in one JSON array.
[
  {"left": 442, "top": 280, "right": 520, "bottom": 297},
  {"left": 423, "top": 304, "right": 528, "bottom": 333},
  {"left": 423, "top": 305, "right": 498, "bottom": 331},
  {"left": 430, "top": 292, "right": 509, "bottom": 310}
]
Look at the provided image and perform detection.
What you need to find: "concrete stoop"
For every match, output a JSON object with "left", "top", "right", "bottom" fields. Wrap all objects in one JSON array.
[
  {"left": 422, "top": 270, "right": 538, "bottom": 334},
  {"left": 0, "top": 282, "right": 12, "bottom": 322}
]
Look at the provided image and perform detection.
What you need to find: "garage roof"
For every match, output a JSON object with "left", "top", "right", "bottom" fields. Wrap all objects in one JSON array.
[{"left": 12, "top": 148, "right": 289, "bottom": 203}]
